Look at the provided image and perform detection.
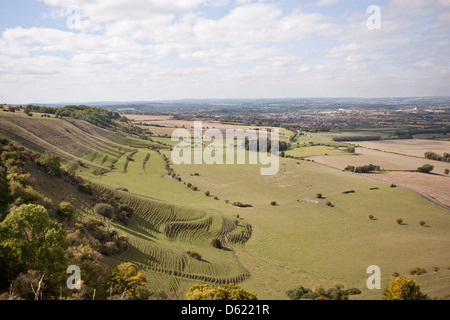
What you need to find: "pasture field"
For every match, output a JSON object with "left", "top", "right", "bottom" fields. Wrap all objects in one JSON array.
[
  {"left": 162, "top": 150, "right": 450, "bottom": 299},
  {"left": 2, "top": 111, "right": 449, "bottom": 300}
]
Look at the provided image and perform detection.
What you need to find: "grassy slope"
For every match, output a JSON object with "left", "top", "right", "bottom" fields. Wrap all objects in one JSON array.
[{"left": 1, "top": 112, "right": 449, "bottom": 299}]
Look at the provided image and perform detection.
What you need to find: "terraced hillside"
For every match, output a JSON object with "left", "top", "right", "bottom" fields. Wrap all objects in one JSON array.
[
  {"left": 0, "top": 111, "right": 253, "bottom": 295},
  {"left": 0, "top": 112, "right": 150, "bottom": 169}
]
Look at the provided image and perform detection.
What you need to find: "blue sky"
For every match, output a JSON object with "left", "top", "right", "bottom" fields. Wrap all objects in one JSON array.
[{"left": 0, "top": 0, "right": 449, "bottom": 103}]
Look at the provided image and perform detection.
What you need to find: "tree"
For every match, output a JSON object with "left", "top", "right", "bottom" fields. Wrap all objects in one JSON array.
[
  {"left": 186, "top": 284, "right": 257, "bottom": 300},
  {"left": 107, "top": 262, "right": 149, "bottom": 300},
  {"left": 0, "top": 204, "right": 67, "bottom": 274},
  {"left": 383, "top": 276, "right": 427, "bottom": 300},
  {"left": 345, "top": 146, "right": 355, "bottom": 153},
  {"left": 38, "top": 152, "right": 62, "bottom": 176},
  {"left": 417, "top": 164, "right": 434, "bottom": 174},
  {"left": 445, "top": 169, "right": 449, "bottom": 175}
]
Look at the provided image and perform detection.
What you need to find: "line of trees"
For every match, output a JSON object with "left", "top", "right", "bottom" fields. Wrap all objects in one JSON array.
[
  {"left": 424, "top": 151, "right": 450, "bottom": 162},
  {"left": 332, "top": 136, "right": 382, "bottom": 142},
  {"left": 345, "top": 164, "right": 381, "bottom": 173}
]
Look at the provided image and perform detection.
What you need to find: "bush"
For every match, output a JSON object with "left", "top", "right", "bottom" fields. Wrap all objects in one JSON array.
[
  {"left": 410, "top": 267, "right": 427, "bottom": 275},
  {"left": 286, "top": 286, "right": 311, "bottom": 300},
  {"left": 326, "top": 201, "right": 334, "bottom": 207},
  {"left": 316, "top": 193, "right": 322, "bottom": 199},
  {"left": 186, "top": 250, "right": 202, "bottom": 260},
  {"left": 94, "top": 203, "right": 114, "bottom": 219},
  {"left": 77, "top": 183, "right": 93, "bottom": 195},
  {"left": 101, "top": 241, "right": 119, "bottom": 256},
  {"left": 211, "top": 238, "right": 223, "bottom": 249},
  {"left": 433, "top": 266, "right": 440, "bottom": 272},
  {"left": 204, "top": 191, "right": 210, "bottom": 197},
  {"left": 9, "top": 181, "right": 25, "bottom": 200},
  {"left": 369, "top": 215, "right": 374, "bottom": 220},
  {"left": 419, "top": 220, "right": 426, "bottom": 226},
  {"left": 187, "top": 284, "right": 257, "bottom": 300},
  {"left": 38, "top": 152, "right": 62, "bottom": 176},
  {"left": 383, "top": 276, "right": 427, "bottom": 300},
  {"left": 270, "top": 201, "right": 277, "bottom": 206},
  {"left": 57, "top": 201, "right": 74, "bottom": 220},
  {"left": 396, "top": 218, "right": 403, "bottom": 225},
  {"left": 445, "top": 169, "right": 449, "bottom": 175},
  {"left": 232, "top": 202, "right": 252, "bottom": 208},
  {"left": 417, "top": 164, "right": 434, "bottom": 174}
]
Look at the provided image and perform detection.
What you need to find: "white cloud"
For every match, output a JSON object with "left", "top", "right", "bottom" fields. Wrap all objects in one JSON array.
[{"left": 0, "top": 0, "right": 449, "bottom": 102}]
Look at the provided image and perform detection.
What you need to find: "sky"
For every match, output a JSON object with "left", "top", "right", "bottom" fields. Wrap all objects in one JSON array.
[{"left": 0, "top": 0, "right": 449, "bottom": 104}]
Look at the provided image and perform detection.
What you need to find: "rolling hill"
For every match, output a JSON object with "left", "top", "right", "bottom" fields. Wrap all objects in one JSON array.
[{"left": 1, "top": 110, "right": 449, "bottom": 299}]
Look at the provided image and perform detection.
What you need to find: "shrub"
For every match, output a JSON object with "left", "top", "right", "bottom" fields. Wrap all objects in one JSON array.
[
  {"left": 419, "top": 220, "right": 426, "bottom": 226},
  {"left": 445, "top": 169, "right": 449, "bottom": 175},
  {"left": 204, "top": 191, "right": 210, "bottom": 197},
  {"left": 369, "top": 215, "right": 374, "bottom": 220},
  {"left": 390, "top": 184, "right": 397, "bottom": 188},
  {"left": 326, "top": 201, "right": 334, "bottom": 207},
  {"left": 211, "top": 238, "right": 223, "bottom": 249},
  {"left": 101, "top": 242, "right": 119, "bottom": 256},
  {"left": 66, "top": 161, "right": 79, "bottom": 175},
  {"left": 346, "top": 146, "right": 355, "bottom": 153},
  {"left": 312, "top": 284, "right": 327, "bottom": 296},
  {"left": 57, "top": 201, "right": 74, "bottom": 220},
  {"left": 417, "top": 164, "right": 434, "bottom": 174},
  {"left": 270, "top": 201, "right": 277, "bottom": 206},
  {"left": 186, "top": 284, "right": 257, "bottom": 300},
  {"left": 232, "top": 202, "right": 252, "bottom": 208},
  {"left": 392, "top": 272, "right": 400, "bottom": 277},
  {"left": 410, "top": 267, "right": 427, "bottom": 275},
  {"left": 94, "top": 203, "right": 114, "bottom": 219},
  {"left": 286, "top": 286, "right": 311, "bottom": 300},
  {"left": 433, "top": 266, "right": 440, "bottom": 272},
  {"left": 396, "top": 218, "right": 403, "bottom": 225},
  {"left": 107, "top": 263, "right": 149, "bottom": 300},
  {"left": 383, "top": 276, "right": 427, "bottom": 300},
  {"left": 302, "top": 292, "right": 319, "bottom": 300},
  {"left": 316, "top": 193, "right": 322, "bottom": 199},
  {"left": 9, "top": 181, "right": 25, "bottom": 200},
  {"left": 77, "top": 183, "right": 93, "bottom": 195},
  {"left": 186, "top": 250, "right": 202, "bottom": 260},
  {"left": 38, "top": 152, "right": 62, "bottom": 176}
]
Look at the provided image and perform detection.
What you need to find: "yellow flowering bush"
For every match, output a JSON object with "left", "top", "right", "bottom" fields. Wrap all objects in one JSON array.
[
  {"left": 383, "top": 276, "right": 426, "bottom": 300},
  {"left": 186, "top": 283, "right": 257, "bottom": 300}
]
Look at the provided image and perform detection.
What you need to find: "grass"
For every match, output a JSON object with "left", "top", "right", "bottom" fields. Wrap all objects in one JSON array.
[{"left": 2, "top": 111, "right": 450, "bottom": 300}]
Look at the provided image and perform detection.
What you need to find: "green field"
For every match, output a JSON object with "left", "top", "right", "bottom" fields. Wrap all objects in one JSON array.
[{"left": 2, "top": 112, "right": 450, "bottom": 300}]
